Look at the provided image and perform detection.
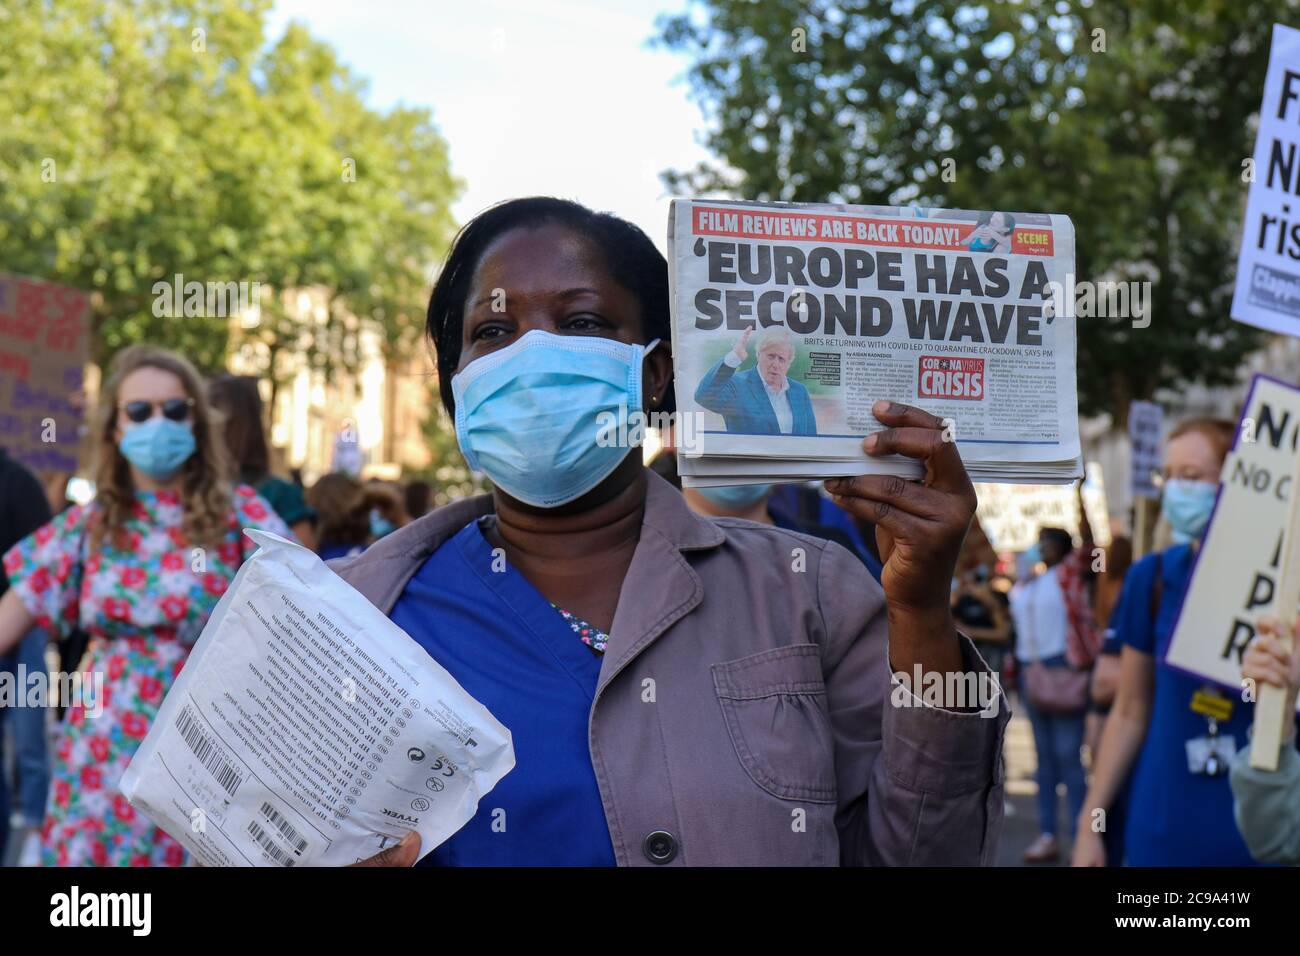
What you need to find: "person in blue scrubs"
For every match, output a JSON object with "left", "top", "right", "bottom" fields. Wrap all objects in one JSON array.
[
  {"left": 389, "top": 515, "right": 618, "bottom": 864},
  {"left": 343, "top": 197, "right": 991, "bottom": 867},
  {"left": 1072, "top": 417, "right": 1296, "bottom": 866}
]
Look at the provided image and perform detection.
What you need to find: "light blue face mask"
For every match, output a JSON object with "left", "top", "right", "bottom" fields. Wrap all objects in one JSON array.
[
  {"left": 697, "top": 483, "right": 772, "bottom": 509},
  {"left": 451, "top": 330, "right": 660, "bottom": 508},
  {"left": 1161, "top": 478, "right": 1217, "bottom": 544},
  {"left": 370, "top": 509, "right": 397, "bottom": 539},
  {"left": 119, "top": 417, "right": 196, "bottom": 480},
  {"left": 1021, "top": 543, "right": 1041, "bottom": 575}
]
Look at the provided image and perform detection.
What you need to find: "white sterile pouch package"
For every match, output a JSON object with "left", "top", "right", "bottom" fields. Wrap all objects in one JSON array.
[{"left": 120, "top": 530, "right": 514, "bottom": 866}]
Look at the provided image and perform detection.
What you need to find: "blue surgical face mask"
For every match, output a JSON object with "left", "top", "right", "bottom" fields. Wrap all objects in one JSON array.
[
  {"left": 451, "top": 330, "right": 660, "bottom": 508},
  {"left": 1162, "top": 478, "right": 1217, "bottom": 543},
  {"left": 697, "top": 483, "right": 772, "bottom": 509},
  {"left": 1020, "top": 543, "right": 1041, "bottom": 577},
  {"left": 370, "top": 509, "right": 396, "bottom": 539},
  {"left": 119, "top": 417, "right": 196, "bottom": 480}
]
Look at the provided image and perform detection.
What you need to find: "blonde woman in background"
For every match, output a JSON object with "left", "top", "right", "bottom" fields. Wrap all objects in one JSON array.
[{"left": 0, "top": 345, "right": 290, "bottom": 866}]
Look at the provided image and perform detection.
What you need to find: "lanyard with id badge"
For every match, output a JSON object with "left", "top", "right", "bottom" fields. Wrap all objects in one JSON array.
[
  {"left": 1186, "top": 686, "right": 1236, "bottom": 776},
  {"left": 1148, "top": 553, "right": 1239, "bottom": 776}
]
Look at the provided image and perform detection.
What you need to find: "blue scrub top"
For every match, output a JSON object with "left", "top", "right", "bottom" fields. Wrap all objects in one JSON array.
[
  {"left": 1115, "top": 544, "right": 1295, "bottom": 866},
  {"left": 318, "top": 541, "right": 365, "bottom": 562},
  {"left": 389, "top": 518, "right": 616, "bottom": 866}
]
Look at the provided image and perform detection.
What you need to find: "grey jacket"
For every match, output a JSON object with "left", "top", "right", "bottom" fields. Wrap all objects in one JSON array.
[
  {"left": 1231, "top": 734, "right": 1300, "bottom": 864},
  {"left": 332, "top": 470, "right": 1008, "bottom": 866}
]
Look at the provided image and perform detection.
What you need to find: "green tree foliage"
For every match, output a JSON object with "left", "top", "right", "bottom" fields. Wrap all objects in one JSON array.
[
  {"left": 0, "top": 0, "right": 459, "bottom": 378},
  {"left": 658, "top": 0, "right": 1297, "bottom": 419}
]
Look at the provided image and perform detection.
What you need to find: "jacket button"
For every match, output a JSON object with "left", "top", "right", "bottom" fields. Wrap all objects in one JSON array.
[{"left": 643, "top": 830, "right": 678, "bottom": 864}]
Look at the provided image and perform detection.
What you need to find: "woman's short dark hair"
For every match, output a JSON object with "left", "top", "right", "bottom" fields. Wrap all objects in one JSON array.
[
  {"left": 425, "top": 196, "right": 672, "bottom": 416},
  {"left": 208, "top": 374, "right": 269, "bottom": 479},
  {"left": 1040, "top": 526, "right": 1074, "bottom": 555},
  {"left": 307, "top": 472, "right": 372, "bottom": 547}
]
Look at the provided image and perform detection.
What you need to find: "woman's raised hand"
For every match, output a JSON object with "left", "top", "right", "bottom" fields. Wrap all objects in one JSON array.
[
  {"left": 1245, "top": 615, "right": 1300, "bottom": 712},
  {"left": 825, "top": 401, "right": 976, "bottom": 619}
]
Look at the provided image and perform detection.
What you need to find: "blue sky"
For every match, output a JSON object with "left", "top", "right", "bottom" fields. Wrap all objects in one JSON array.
[{"left": 266, "top": 0, "right": 716, "bottom": 250}]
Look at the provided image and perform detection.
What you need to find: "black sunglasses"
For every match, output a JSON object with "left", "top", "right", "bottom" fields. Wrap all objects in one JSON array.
[{"left": 121, "top": 398, "right": 195, "bottom": 424}]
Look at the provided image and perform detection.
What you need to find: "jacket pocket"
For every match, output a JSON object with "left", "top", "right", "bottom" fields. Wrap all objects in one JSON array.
[{"left": 712, "top": 644, "right": 837, "bottom": 804}]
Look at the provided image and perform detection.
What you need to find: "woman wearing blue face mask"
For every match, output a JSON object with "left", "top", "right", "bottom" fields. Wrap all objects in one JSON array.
[
  {"left": 1073, "top": 417, "right": 1298, "bottom": 866},
  {"left": 0, "top": 345, "right": 291, "bottom": 866},
  {"left": 335, "top": 197, "right": 1006, "bottom": 868}
]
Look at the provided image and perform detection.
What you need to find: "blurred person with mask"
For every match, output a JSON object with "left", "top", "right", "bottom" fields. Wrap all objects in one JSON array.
[
  {"left": 1072, "top": 419, "right": 1289, "bottom": 866},
  {"left": 950, "top": 518, "right": 1010, "bottom": 676},
  {"left": 309, "top": 473, "right": 381, "bottom": 561},
  {"left": 1009, "top": 486, "right": 1100, "bottom": 863},
  {"left": 0, "top": 346, "right": 290, "bottom": 866},
  {"left": 365, "top": 479, "right": 411, "bottom": 540},
  {"left": 682, "top": 481, "right": 866, "bottom": 564}
]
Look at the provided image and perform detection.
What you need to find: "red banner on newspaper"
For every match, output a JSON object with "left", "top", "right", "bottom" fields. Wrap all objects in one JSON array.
[
  {"left": 918, "top": 355, "right": 985, "bottom": 401},
  {"left": 692, "top": 205, "right": 1053, "bottom": 256}
]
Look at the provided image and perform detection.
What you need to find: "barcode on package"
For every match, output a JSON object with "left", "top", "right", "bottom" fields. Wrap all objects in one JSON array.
[
  {"left": 247, "top": 821, "right": 297, "bottom": 867},
  {"left": 261, "top": 801, "right": 309, "bottom": 855},
  {"left": 175, "top": 705, "right": 244, "bottom": 796}
]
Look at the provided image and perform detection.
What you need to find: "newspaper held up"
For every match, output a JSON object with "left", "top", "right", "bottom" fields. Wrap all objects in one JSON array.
[
  {"left": 667, "top": 199, "right": 1083, "bottom": 486},
  {"left": 120, "top": 530, "right": 514, "bottom": 867}
]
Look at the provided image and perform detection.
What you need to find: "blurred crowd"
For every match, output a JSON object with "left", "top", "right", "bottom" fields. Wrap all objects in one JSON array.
[{"left": 0, "top": 343, "right": 1296, "bottom": 868}]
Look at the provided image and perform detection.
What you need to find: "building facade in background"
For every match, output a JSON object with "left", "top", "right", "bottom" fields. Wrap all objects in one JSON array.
[{"left": 227, "top": 286, "right": 434, "bottom": 485}]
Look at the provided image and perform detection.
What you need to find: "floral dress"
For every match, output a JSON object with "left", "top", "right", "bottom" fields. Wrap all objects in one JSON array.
[
  {"left": 2, "top": 485, "right": 290, "bottom": 866},
  {"left": 552, "top": 605, "right": 609, "bottom": 654}
]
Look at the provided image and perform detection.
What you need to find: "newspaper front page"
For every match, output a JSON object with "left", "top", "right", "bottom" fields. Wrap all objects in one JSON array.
[{"left": 667, "top": 199, "right": 1082, "bottom": 484}]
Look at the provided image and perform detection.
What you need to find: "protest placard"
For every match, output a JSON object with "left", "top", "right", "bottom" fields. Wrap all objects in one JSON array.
[
  {"left": 975, "top": 462, "right": 1111, "bottom": 553},
  {"left": 1129, "top": 400, "right": 1163, "bottom": 501},
  {"left": 0, "top": 272, "right": 90, "bottom": 473},
  {"left": 1232, "top": 23, "right": 1300, "bottom": 336},
  {"left": 1166, "top": 376, "right": 1300, "bottom": 703},
  {"left": 1222, "top": 22, "right": 1300, "bottom": 768},
  {"left": 667, "top": 199, "right": 1083, "bottom": 486}
]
